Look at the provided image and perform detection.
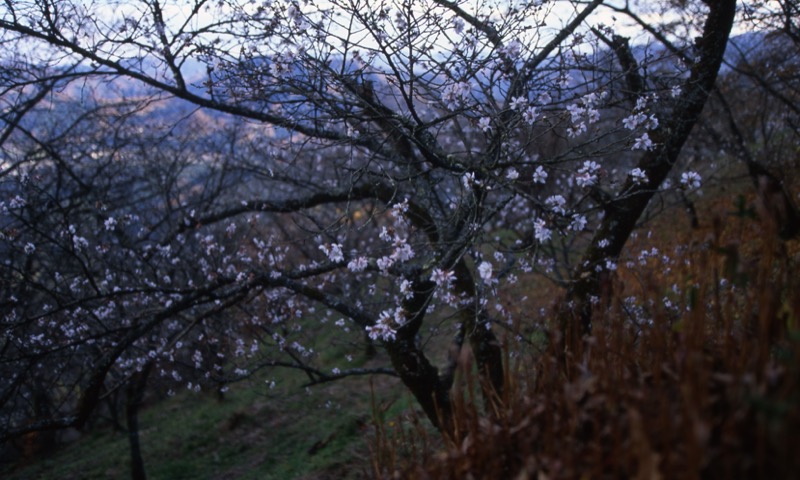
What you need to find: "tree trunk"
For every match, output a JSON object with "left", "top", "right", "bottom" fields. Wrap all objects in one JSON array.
[
  {"left": 385, "top": 278, "right": 454, "bottom": 431},
  {"left": 384, "top": 261, "right": 506, "bottom": 432},
  {"left": 385, "top": 338, "right": 453, "bottom": 431},
  {"left": 126, "top": 363, "right": 152, "bottom": 480},
  {"left": 452, "top": 259, "right": 504, "bottom": 404}
]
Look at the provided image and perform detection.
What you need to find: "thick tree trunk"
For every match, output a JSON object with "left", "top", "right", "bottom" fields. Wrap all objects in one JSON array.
[
  {"left": 385, "top": 338, "right": 453, "bottom": 431},
  {"left": 385, "top": 279, "right": 453, "bottom": 431},
  {"left": 565, "top": 0, "right": 738, "bottom": 335},
  {"left": 386, "top": 260, "right": 506, "bottom": 432},
  {"left": 126, "top": 363, "right": 152, "bottom": 480},
  {"left": 452, "top": 259, "right": 504, "bottom": 403}
]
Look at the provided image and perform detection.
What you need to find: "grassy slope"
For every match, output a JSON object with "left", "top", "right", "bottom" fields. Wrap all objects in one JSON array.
[{"left": 1, "top": 369, "right": 412, "bottom": 480}]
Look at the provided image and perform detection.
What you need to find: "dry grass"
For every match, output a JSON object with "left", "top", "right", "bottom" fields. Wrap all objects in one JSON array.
[{"left": 373, "top": 197, "right": 800, "bottom": 479}]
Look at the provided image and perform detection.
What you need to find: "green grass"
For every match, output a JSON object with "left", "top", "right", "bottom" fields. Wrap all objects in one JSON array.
[
  {"left": 1, "top": 288, "right": 423, "bottom": 479},
  {"left": 2, "top": 367, "right": 405, "bottom": 479}
]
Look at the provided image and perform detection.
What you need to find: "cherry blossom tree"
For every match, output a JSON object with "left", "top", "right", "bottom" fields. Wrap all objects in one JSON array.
[{"left": 0, "top": 0, "right": 742, "bottom": 450}]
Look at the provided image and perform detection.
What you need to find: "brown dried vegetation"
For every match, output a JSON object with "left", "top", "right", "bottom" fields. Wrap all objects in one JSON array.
[{"left": 373, "top": 195, "right": 800, "bottom": 479}]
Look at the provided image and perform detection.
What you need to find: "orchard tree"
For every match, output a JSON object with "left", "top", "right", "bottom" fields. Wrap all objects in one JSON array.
[
  {"left": 0, "top": 0, "right": 742, "bottom": 447},
  {"left": 0, "top": 95, "right": 283, "bottom": 466}
]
